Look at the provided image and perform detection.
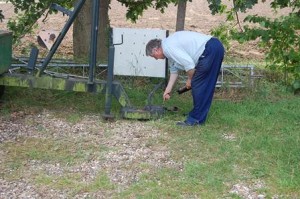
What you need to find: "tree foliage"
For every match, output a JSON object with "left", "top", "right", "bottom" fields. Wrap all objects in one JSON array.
[
  {"left": 118, "top": 0, "right": 175, "bottom": 22},
  {"left": 115, "top": 0, "right": 192, "bottom": 22},
  {"left": 237, "top": 14, "right": 300, "bottom": 90},
  {"left": 4, "top": 0, "right": 187, "bottom": 42},
  {"left": 211, "top": 0, "right": 300, "bottom": 91},
  {"left": 6, "top": 0, "right": 73, "bottom": 42}
]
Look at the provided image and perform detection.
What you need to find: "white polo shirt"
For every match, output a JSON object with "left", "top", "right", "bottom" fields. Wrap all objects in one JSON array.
[{"left": 161, "top": 31, "right": 212, "bottom": 74}]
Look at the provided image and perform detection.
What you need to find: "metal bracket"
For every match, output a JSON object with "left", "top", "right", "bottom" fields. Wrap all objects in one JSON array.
[
  {"left": 51, "top": 3, "right": 73, "bottom": 16},
  {"left": 37, "top": 30, "right": 59, "bottom": 50}
]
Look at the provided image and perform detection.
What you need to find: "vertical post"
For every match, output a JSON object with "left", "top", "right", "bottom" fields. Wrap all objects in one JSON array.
[
  {"left": 250, "top": 65, "right": 254, "bottom": 87},
  {"left": 88, "top": 0, "right": 100, "bottom": 90},
  {"left": 27, "top": 47, "right": 39, "bottom": 74},
  {"left": 164, "top": 30, "right": 169, "bottom": 88},
  {"left": 221, "top": 66, "right": 224, "bottom": 87},
  {"left": 103, "top": 30, "right": 114, "bottom": 119},
  {"left": 175, "top": 0, "right": 187, "bottom": 31}
]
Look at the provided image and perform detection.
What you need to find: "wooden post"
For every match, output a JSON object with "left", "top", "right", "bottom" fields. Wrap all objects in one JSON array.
[{"left": 176, "top": 0, "right": 187, "bottom": 31}]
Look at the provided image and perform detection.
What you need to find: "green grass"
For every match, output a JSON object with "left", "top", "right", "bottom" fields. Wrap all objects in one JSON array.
[
  {"left": 119, "top": 96, "right": 299, "bottom": 198},
  {"left": 34, "top": 172, "right": 115, "bottom": 195},
  {"left": 0, "top": 79, "right": 300, "bottom": 198},
  {"left": 0, "top": 137, "right": 106, "bottom": 179}
]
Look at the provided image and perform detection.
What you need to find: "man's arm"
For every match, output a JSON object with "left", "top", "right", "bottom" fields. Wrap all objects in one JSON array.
[
  {"left": 186, "top": 69, "right": 195, "bottom": 89},
  {"left": 163, "top": 73, "right": 178, "bottom": 100}
]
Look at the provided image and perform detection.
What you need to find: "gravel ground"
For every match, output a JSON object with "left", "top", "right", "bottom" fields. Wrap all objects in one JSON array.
[
  {"left": 0, "top": 109, "right": 182, "bottom": 198},
  {"left": 1, "top": 109, "right": 273, "bottom": 199},
  {"left": 0, "top": 109, "right": 276, "bottom": 198}
]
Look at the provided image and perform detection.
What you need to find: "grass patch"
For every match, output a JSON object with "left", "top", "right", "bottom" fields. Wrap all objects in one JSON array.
[
  {"left": 153, "top": 91, "right": 299, "bottom": 197},
  {"left": 0, "top": 77, "right": 300, "bottom": 198},
  {"left": 0, "top": 87, "right": 122, "bottom": 116},
  {"left": 34, "top": 172, "right": 115, "bottom": 196},
  {"left": 0, "top": 137, "right": 105, "bottom": 179},
  {"left": 119, "top": 93, "right": 299, "bottom": 197}
]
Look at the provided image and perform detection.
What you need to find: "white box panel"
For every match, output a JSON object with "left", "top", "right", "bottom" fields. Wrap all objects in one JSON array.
[{"left": 113, "top": 28, "right": 167, "bottom": 78}]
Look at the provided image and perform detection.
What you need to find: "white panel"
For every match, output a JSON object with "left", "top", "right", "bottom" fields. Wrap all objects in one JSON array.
[{"left": 113, "top": 28, "right": 167, "bottom": 78}]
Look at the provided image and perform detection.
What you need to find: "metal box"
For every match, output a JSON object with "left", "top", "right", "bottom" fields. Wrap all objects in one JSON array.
[
  {"left": 113, "top": 28, "right": 167, "bottom": 78},
  {"left": 0, "top": 30, "right": 12, "bottom": 74}
]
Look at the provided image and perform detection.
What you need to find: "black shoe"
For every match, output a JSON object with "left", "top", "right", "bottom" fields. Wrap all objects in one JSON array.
[{"left": 176, "top": 120, "right": 200, "bottom": 127}]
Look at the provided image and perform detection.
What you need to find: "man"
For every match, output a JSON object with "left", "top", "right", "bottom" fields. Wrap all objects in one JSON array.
[{"left": 146, "top": 31, "right": 225, "bottom": 126}]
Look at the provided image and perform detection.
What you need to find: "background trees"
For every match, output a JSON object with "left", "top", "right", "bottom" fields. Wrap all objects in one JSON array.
[
  {"left": 211, "top": 0, "right": 300, "bottom": 91},
  {"left": 2, "top": 0, "right": 300, "bottom": 91}
]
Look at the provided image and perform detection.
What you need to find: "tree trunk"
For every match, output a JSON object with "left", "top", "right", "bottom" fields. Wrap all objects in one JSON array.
[
  {"left": 73, "top": 0, "right": 110, "bottom": 63},
  {"left": 176, "top": 0, "right": 187, "bottom": 31}
]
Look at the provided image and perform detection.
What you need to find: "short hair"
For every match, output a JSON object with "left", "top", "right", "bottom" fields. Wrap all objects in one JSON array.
[{"left": 145, "top": 39, "right": 162, "bottom": 56}]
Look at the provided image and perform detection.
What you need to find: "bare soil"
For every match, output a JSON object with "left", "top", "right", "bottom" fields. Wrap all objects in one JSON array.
[{"left": 0, "top": 0, "right": 289, "bottom": 59}]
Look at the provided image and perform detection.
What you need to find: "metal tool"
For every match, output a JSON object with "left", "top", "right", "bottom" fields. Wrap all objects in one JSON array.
[{"left": 177, "top": 86, "right": 191, "bottom": 94}]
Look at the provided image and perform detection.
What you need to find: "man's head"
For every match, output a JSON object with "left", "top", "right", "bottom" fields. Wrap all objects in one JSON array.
[{"left": 145, "top": 39, "right": 165, "bottom": 60}]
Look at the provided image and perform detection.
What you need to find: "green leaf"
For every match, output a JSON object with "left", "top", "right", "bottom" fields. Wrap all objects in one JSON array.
[{"left": 293, "top": 79, "right": 300, "bottom": 90}]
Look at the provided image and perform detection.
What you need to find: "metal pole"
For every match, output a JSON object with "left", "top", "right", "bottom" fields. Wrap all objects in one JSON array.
[
  {"left": 103, "top": 31, "right": 114, "bottom": 119},
  {"left": 37, "top": 0, "right": 86, "bottom": 76},
  {"left": 88, "top": 0, "right": 100, "bottom": 90}
]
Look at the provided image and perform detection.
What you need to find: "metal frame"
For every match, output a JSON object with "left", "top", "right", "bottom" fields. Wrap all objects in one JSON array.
[
  {"left": 0, "top": 0, "right": 167, "bottom": 120},
  {"left": 177, "top": 64, "right": 259, "bottom": 89},
  {"left": 217, "top": 64, "right": 256, "bottom": 88}
]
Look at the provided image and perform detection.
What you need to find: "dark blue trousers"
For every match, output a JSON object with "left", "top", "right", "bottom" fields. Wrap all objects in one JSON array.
[{"left": 186, "top": 38, "right": 225, "bottom": 124}]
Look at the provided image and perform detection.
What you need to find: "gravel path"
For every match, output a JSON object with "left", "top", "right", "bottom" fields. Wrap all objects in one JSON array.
[
  {"left": 0, "top": 109, "right": 181, "bottom": 198},
  {"left": 0, "top": 109, "right": 272, "bottom": 199}
]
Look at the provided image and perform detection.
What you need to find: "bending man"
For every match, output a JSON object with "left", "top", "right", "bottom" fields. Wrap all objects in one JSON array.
[{"left": 146, "top": 31, "right": 225, "bottom": 126}]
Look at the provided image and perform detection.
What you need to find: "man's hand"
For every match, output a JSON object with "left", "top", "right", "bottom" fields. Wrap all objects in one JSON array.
[
  {"left": 186, "top": 79, "right": 191, "bottom": 89},
  {"left": 163, "top": 91, "right": 171, "bottom": 101},
  {"left": 163, "top": 73, "right": 178, "bottom": 101},
  {"left": 185, "top": 68, "right": 195, "bottom": 89}
]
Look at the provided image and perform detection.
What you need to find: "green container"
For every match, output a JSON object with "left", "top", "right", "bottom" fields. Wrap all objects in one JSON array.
[{"left": 0, "top": 30, "right": 12, "bottom": 74}]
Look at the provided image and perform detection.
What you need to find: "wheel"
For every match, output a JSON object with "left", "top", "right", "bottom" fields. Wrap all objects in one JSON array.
[{"left": 0, "top": 85, "right": 5, "bottom": 99}]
